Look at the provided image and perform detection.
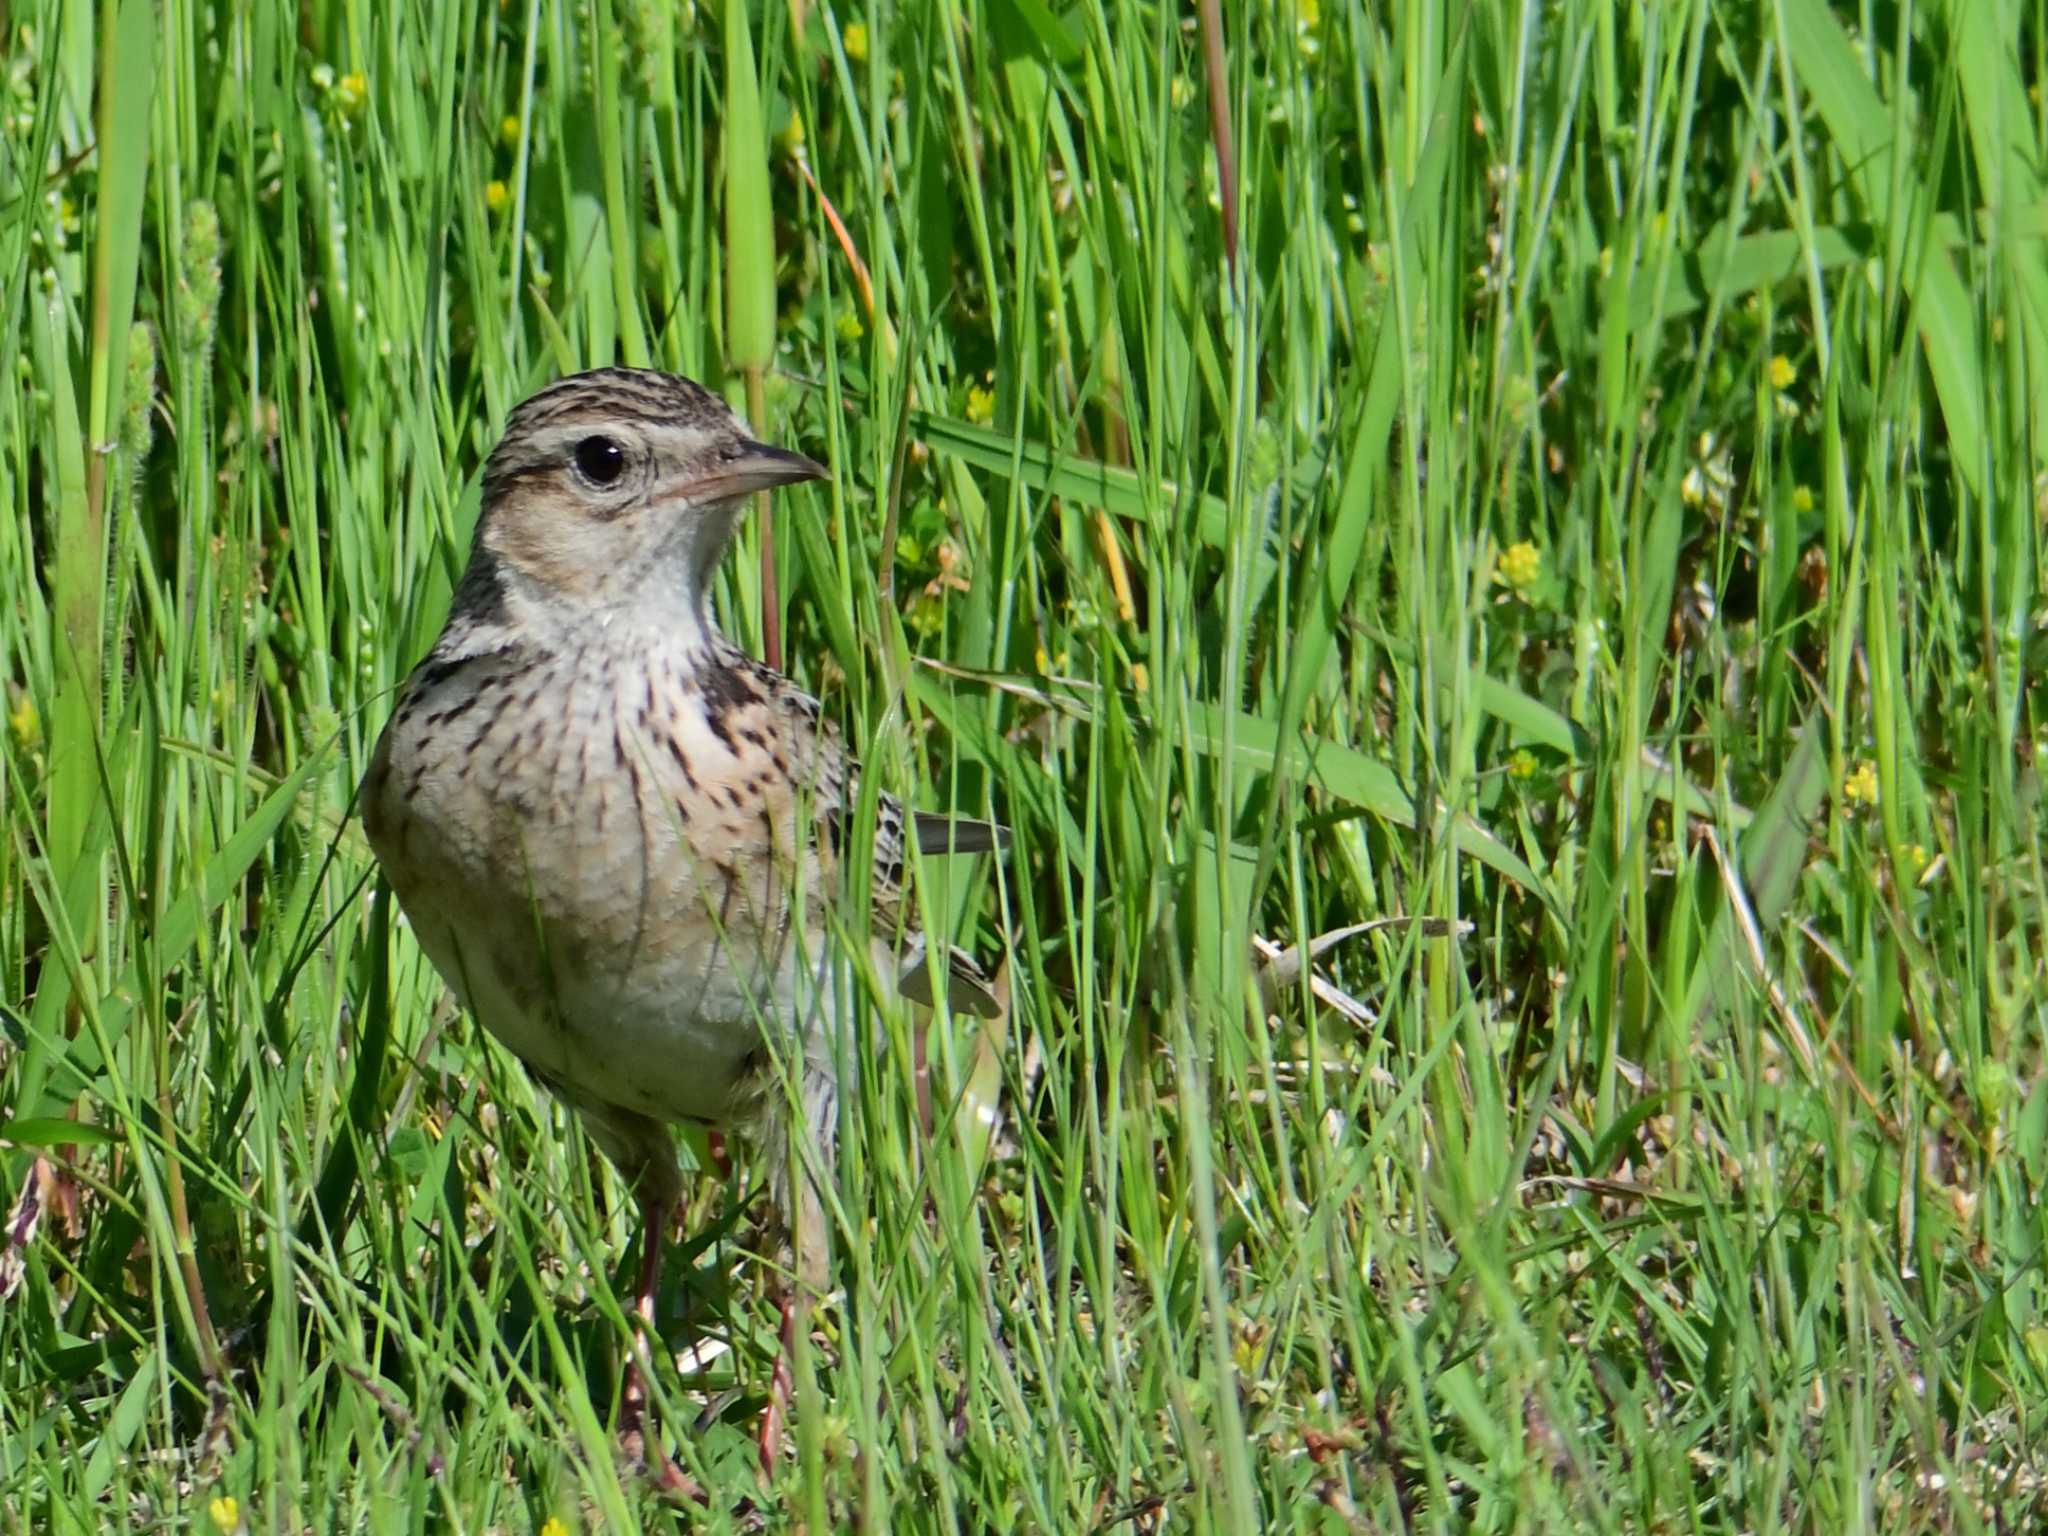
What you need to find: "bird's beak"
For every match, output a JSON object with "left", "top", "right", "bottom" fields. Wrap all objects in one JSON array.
[{"left": 677, "top": 441, "right": 828, "bottom": 502}]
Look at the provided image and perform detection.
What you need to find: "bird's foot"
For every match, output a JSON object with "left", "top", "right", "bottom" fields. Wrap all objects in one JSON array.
[
  {"left": 755, "top": 1291, "right": 799, "bottom": 1480},
  {"left": 621, "top": 1360, "right": 704, "bottom": 1501},
  {"left": 638, "top": 1443, "right": 704, "bottom": 1501},
  {"left": 621, "top": 1431, "right": 704, "bottom": 1500},
  {"left": 616, "top": 1190, "right": 701, "bottom": 1498}
]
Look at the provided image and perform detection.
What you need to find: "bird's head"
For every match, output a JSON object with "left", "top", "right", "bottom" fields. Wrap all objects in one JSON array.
[{"left": 466, "top": 367, "right": 824, "bottom": 630}]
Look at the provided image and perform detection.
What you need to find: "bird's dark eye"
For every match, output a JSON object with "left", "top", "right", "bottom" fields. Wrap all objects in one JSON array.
[{"left": 573, "top": 434, "right": 627, "bottom": 486}]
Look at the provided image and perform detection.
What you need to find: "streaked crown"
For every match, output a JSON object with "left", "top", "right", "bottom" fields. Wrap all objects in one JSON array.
[{"left": 466, "top": 367, "right": 825, "bottom": 612}]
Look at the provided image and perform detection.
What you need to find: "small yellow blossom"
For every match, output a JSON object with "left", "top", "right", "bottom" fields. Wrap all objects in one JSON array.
[
  {"left": 539, "top": 1519, "right": 570, "bottom": 1536},
  {"left": 1035, "top": 644, "right": 1068, "bottom": 675},
  {"left": 1767, "top": 354, "right": 1796, "bottom": 391},
  {"left": 1791, "top": 484, "right": 1813, "bottom": 514},
  {"left": 1294, "top": 0, "right": 1321, "bottom": 54},
  {"left": 485, "top": 180, "right": 510, "bottom": 213},
  {"left": 7, "top": 689, "right": 37, "bottom": 751},
  {"left": 1506, "top": 747, "right": 1539, "bottom": 781},
  {"left": 905, "top": 592, "right": 945, "bottom": 638},
  {"left": 1843, "top": 761, "right": 1879, "bottom": 807},
  {"left": 334, "top": 71, "right": 368, "bottom": 118},
  {"left": 965, "top": 384, "right": 995, "bottom": 425},
  {"left": 208, "top": 1497, "right": 240, "bottom": 1534},
  {"left": 1900, "top": 842, "right": 1929, "bottom": 880},
  {"left": 843, "top": 22, "right": 868, "bottom": 60},
  {"left": 1232, "top": 1328, "right": 1261, "bottom": 1379},
  {"left": 835, "top": 309, "right": 864, "bottom": 342},
  {"left": 500, "top": 114, "right": 521, "bottom": 146},
  {"left": 1130, "top": 661, "right": 1149, "bottom": 692},
  {"left": 1498, "top": 539, "right": 1541, "bottom": 591}
]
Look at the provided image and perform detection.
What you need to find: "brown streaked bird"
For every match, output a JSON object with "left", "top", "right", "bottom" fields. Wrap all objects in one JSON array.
[{"left": 361, "top": 366, "right": 1005, "bottom": 1492}]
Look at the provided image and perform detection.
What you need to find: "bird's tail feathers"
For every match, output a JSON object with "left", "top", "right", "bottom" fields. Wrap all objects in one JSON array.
[
  {"left": 911, "top": 812, "right": 1011, "bottom": 857},
  {"left": 897, "top": 934, "right": 1004, "bottom": 1018}
]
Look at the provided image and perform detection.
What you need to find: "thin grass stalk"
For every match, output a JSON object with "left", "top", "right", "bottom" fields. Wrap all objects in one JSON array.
[{"left": 725, "top": 0, "right": 778, "bottom": 666}]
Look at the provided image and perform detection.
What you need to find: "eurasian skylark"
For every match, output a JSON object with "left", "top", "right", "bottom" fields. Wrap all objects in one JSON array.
[{"left": 362, "top": 366, "right": 1004, "bottom": 1486}]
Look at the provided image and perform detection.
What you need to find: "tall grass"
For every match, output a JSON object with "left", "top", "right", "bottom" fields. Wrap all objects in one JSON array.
[{"left": 3, "top": 0, "right": 2045, "bottom": 1529}]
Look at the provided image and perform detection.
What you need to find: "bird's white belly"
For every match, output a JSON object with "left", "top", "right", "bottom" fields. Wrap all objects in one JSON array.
[
  {"left": 552, "top": 933, "right": 841, "bottom": 1124},
  {"left": 368, "top": 626, "right": 862, "bottom": 1129},
  {"left": 404, "top": 849, "right": 840, "bottom": 1126}
]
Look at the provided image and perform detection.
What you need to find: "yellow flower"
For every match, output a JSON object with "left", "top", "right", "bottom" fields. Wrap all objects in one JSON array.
[
  {"left": 1768, "top": 354, "right": 1796, "bottom": 391},
  {"left": 539, "top": 1519, "right": 570, "bottom": 1536},
  {"left": 1294, "top": 0, "right": 1320, "bottom": 55},
  {"left": 1506, "top": 747, "right": 1539, "bottom": 781},
  {"left": 1900, "top": 842, "right": 1929, "bottom": 880},
  {"left": 843, "top": 22, "right": 868, "bottom": 60},
  {"left": 7, "top": 689, "right": 37, "bottom": 751},
  {"left": 965, "top": 384, "right": 995, "bottom": 425},
  {"left": 835, "top": 309, "right": 864, "bottom": 342},
  {"left": 1791, "top": 484, "right": 1813, "bottom": 513},
  {"left": 905, "top": 592, "right": 944, "bottom": 638},
  {"left": 1843, "top": 761, "right": 1879, "bottom": 807},
  {"left": 485, "top": 180, "right": 510, "bottom": 213},
  {"left": 334, "top": 70, "right": 368, "bottom": 118},
  {"left": 500, "top": 114, "right": 522, "bottom": 146},
  {"left": 207, "top": 1497, "right": 240, "bottom": 1534},
  {"left": 1498, "top": 539, "right": 1541, "bottom": 591}
]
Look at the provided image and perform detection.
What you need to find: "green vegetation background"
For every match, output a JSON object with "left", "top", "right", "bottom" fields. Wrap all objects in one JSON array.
[{"left": 3, "top": 0, "right": 2046, "bottom": 1529}]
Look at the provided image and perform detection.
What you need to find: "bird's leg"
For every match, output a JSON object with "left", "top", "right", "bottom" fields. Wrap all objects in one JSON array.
[
  {"left": 757, "top": 1062, "right": 838, "bottom": 1478},
  {"left": 617, "top": 1190, "right": 665, "bottom": 1443},
  {"left": 757, "top": 1288, "right": 800, "bottom": 1478},
  {"left": 618, "top": 1189, "right": 702, "bottom": 1499},
  {"left": 758, "top": 1108, "right": 829, "bottom": 1478}
]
